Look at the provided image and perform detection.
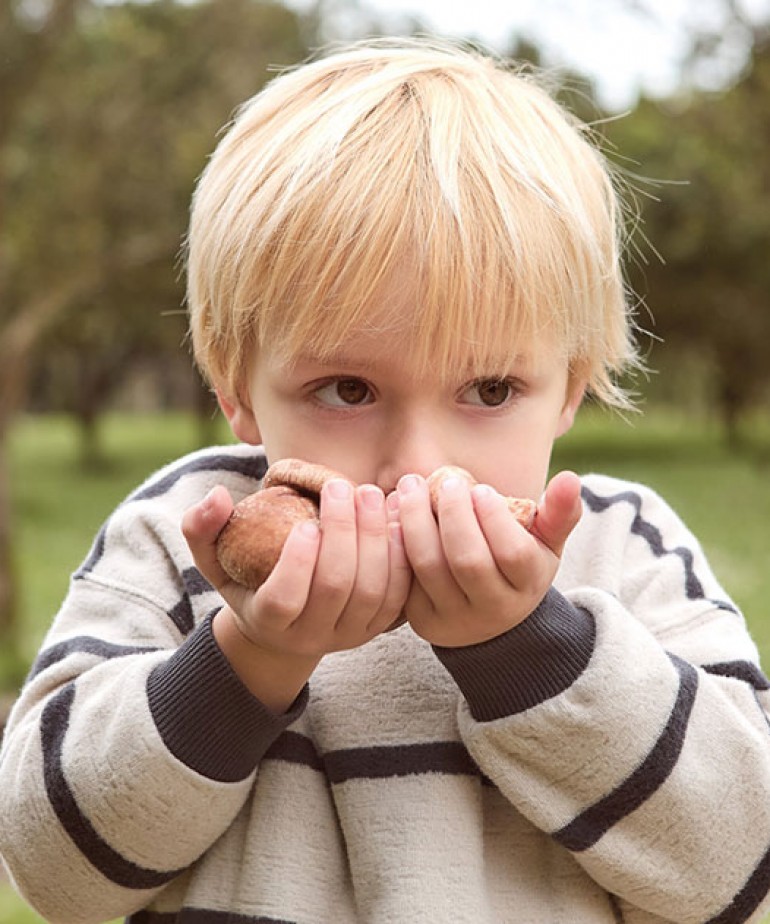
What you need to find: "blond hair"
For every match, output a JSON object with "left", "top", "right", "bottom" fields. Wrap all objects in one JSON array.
[{"left": 186, "top": 37, "right": 638, "bottom": 405}]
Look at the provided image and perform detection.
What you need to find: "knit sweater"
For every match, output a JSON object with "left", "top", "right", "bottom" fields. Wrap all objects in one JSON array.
[{"left": 2, "top": 444, "right": 770, "bottom": 924}]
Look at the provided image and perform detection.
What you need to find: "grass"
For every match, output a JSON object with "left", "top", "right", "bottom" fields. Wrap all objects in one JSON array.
[
  {"left": 2, "top": 406, "right": 770, "bottom": 923},
  {"left": 0, "top": 891, "right": 44, "bottom": 924}
]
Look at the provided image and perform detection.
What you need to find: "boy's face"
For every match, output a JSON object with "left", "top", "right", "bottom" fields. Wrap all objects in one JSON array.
[{"left": 220, "top": 315, "right": 583, "bottom": 502}]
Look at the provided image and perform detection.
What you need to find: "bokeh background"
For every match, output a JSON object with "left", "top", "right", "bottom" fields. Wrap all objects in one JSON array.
[{"left": 2, "top": 0, "right": 770, "bottom": 919}]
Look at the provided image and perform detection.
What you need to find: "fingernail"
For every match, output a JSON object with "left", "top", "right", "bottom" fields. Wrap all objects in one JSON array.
[
  {"left": 326, "top": 478, "right": 352, "bottom": 500},
  {"left": 200, "top": 487, "right": 219, "bottom": 517},
  {"left": 398, "top": 474, "right": 420, "bottom": 495},
  {"left": 440, "top": 476, "right": 462, "bottom": 495},
  {"left": 386, "top": 491, "right": 400, "bottom": 513},
  {"left": 359, "top": 485, "right": 384, "bottom": 510}
]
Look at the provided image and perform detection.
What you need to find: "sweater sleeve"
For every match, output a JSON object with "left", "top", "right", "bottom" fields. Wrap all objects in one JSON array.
[
  {"left": 435, "top": 475, "right": 770, "bottom": 924},
  {"left": 0, "top": 448, "right": 306, "bottom": 924}
]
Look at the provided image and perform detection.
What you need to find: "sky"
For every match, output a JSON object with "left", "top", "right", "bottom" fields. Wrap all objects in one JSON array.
[{"left": 287, "top": 0, "right": 770, "bottom": 110}]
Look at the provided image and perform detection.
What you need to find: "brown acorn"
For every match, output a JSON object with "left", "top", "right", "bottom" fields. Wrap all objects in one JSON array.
[
  {"left": 426, "top": 465, "right": 536, "bottom": 528},
  {"left": 215, "top": 459, "right": 348, "bottom": 589}
]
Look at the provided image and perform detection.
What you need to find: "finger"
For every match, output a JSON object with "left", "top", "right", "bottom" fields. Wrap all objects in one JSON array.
[
  {"left": 304, "top": 478, "right": 358, "bottom": 622},
  {"left": 366, "top": 521, "right": 413, "bottom": 635},
  {"left": 337, "top": 484, "right": 390, "bottom": 621},
  {"left": 433, "top": 475, "right": 499, "bottom": 597},
  {"left": 402, "top": 574, "right": 438, "bottom": 640},
  {"left": 470, "top": 482, "right": 535, "bottom": 581},
  {"left": 396, "top": 474, "right": 458, "bottom": 606},
  {"left": 257, "top": 518, "right": 322, "bottom": 626},
  {"left": 180, "top": 485, "right": 234, "bottom": 588},
  {"left": 531, "top": 470, "right": 583, "bottom": 556}
]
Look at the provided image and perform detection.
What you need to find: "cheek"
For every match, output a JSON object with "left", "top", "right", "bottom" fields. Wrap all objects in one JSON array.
[{"left": 473, "top": 417, "right": 562, "bottom": 499}]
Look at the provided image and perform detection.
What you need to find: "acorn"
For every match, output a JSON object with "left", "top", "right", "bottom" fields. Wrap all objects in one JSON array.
[
  {"left": 216, "top": 459, "right": 535, "bottom": 589},
  {"left": 216, "top": 459, "right": 348, "bottom": 590}
]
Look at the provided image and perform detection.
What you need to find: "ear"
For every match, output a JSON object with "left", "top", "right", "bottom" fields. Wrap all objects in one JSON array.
[
  {"left": 555, "top": 375, "right": 586, "bottom": 438},
  {"left": 216, "top": 388, "right": 261, "bottom": 445}
]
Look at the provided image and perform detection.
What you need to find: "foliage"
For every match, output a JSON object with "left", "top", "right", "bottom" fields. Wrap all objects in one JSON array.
[
  {"left": 13, "top": 0, "right": 313, "bottom": 432},
  {"left": 606, "top": 36, "right": 770, "bottom": 442},
  {"left": 0, "top": 0, "right": 315, "bottom": 655}
]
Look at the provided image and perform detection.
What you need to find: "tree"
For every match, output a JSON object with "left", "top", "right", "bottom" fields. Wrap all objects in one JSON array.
[
  {"left": 607, "top": 34, "right": 770, "bottom": 443},
  {"left": 0, "top": 0, "right": 89, "bottom": 666},
  {"left": 0, "top": 0, "right": 313, "bottom": 675}
]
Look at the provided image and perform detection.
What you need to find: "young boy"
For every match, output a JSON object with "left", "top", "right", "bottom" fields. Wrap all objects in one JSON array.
[{"left": 2, "top": 37, "right": 770, "bottom": 924}]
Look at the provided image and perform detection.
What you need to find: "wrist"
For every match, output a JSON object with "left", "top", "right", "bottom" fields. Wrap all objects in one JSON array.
[
  {"left": 433, "top": 588, "right": 596, "bottom": 721},
  {"left": 213, "top": 606, "right": 320, "bottom": 714}
]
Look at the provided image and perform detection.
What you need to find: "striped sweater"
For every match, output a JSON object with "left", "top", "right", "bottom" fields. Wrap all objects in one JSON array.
[{"left": 2, "top": 443, "right": 770, "bottom": 924}]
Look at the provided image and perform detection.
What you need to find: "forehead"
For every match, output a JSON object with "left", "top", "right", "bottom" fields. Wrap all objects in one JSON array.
[
  {"left": 278, "top": 326, "right": 564, "bottom": 386},
  {"left": 271, "top": 264, "right": 568, "bottom": 382}
]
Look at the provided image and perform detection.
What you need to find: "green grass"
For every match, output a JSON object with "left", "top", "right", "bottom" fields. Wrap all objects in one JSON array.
[
  {"left": 0, "top": 889, "right": 44, "bottom": 924},
  {"left": 2, "top": 407, "right": 770, "bottom": 922}
]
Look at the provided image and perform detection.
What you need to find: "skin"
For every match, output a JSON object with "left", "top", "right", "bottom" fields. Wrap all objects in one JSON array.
[{"left": 182, "top": 315, "right": 586, "bottom": 714}]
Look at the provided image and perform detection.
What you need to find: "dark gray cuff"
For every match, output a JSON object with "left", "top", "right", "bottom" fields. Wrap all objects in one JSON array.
[
  {"left": 433, "top": 588, "right": 595, "bottom": 722},
  {"left": 147, "top": 612, "right": 308, "bottom": 783}
]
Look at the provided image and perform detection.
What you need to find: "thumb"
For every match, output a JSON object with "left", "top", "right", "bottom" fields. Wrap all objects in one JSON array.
[
  {"left": 181, "top": 485, "right": 234, "bottom": 588},
  {"left": 530, "top": 470, "right": 583, "bottom": 557}
]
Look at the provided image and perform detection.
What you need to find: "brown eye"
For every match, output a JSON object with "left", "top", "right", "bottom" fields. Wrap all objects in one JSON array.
[
  {"left": 314, "top": 378, "right": 373, "bottom": 407},
  {"left": 336, "top": 379, "right": 370, "bottom": 404},
  {"left": 475, "top": 379, "right": 512, "bottom": 407}
]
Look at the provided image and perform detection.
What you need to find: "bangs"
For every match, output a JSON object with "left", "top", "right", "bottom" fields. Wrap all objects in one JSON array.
[{"left": 188, "top": 39, "right": 635, "bottom": 404}]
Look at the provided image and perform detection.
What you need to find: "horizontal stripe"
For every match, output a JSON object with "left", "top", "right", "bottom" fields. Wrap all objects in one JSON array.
[
  {"left": 128, "top": 909, "right": 296, "bottom": 923},
  {"left": 264, "top": 731, "right": 495, "bottom": 787},
  {"left": 704, "top": 660, "right": 770, "bottom": 691},
  {"left": 581, "top": 485, "right": 738, "bottom": 614},
  {"left": 554, "top": 654, "right": 698, "bottom": 852},
  {"left": 41, "top": 683, "right": 186, "bottom": 889},
  {"left": 265, "top": 732, "right": 481, "bottom": 783},
  {"left": 264, "top": 730, "right": 324, "bottom": 772},
  {"left": 77, "top": 450, "right": 267, "bottom": 576},
  {"left": 133, "top": 452, "right": 267, "bottom": 503},
  {"left": 705, "top": 837, "right": 770, "bottom": 923},
  {"left": 324, "top": 740, "right": 480, "bottom": 784},
  {"left": 28, "top": 636, "right": 160, "bottom": 681}
]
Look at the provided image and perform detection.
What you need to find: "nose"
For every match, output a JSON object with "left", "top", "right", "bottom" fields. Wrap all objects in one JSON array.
[{"left": 374, "top": 412, "right": 451, "bottom": 495}]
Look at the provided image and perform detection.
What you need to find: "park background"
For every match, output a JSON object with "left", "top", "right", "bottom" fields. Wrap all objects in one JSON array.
[{"left": 2, "top": 0, "right": 770, "bottom": 921}]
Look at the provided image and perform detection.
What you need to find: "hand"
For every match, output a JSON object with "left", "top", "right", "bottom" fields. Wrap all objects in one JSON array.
[
  {"left": 182, "top": 479, "right": 411, "bottom": 710},
  {"left": 390, "top": 470, "right": 582, "bottom": 648}
]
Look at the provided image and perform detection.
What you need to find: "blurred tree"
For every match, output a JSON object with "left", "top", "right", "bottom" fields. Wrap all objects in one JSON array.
[
  {"left": 608, "top": 33, "right": 770, "bottom": 443},
  {"left": 0, "top": 0, "right": 312, "bottom": 673},
  {"left": 0, "top": 0, "right": 88, "bottom": 665},
  {"left": 15, "top": 0, "right": 312, "bottom": 461}
]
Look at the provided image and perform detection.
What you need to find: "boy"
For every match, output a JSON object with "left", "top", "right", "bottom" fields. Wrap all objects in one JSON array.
[{"left": 2, "top": 37, "right": 770, "bottom": 924}]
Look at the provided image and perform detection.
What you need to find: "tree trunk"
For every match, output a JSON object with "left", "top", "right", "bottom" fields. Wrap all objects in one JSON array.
[
  {"left": 719, "top": 380, "right": 745, "bottom": 451},
  {"left": 0, "top": 421, "right": 19, "bottom": 655}
]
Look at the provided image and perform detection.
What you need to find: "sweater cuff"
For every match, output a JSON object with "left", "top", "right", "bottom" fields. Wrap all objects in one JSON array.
[
  {"left": 147, "top": 612, "right": 308, "bottom": 783},
  {"left": 433, "top": 588, "right": 595, "bottom": 722}
]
